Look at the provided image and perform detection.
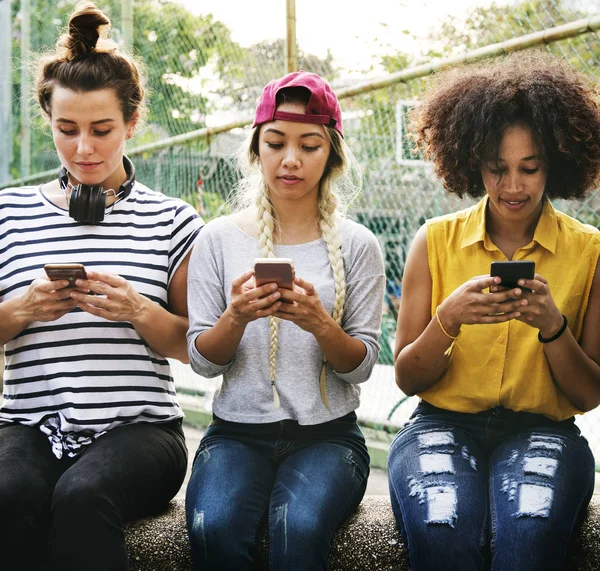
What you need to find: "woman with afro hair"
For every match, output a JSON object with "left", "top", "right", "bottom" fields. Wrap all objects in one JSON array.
[{"left": 387, "top": 50, "right": 600, "bottom": 571}]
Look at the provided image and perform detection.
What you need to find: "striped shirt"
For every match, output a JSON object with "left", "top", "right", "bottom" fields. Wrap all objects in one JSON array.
[{"left": 0, "top": 182, "right": 202, "bottom": 457}]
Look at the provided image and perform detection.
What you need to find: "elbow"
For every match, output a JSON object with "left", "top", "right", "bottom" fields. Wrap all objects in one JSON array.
[
  {"left": 575, "top": 394, "right": 600, "bottom": 414},
  {"left": 394, "top": 360, "right": 419, "bottom": 396},
  {"left": 395, "top": 375, "right": 418, "bottom": 397},
  {"left": 164, "top": 346, "right": 190, "bottom": 364}
]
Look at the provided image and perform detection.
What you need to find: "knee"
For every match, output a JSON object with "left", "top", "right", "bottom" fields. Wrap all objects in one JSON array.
[
  {"left": 0, "top": 471, "right": 50, "bottom": 516},
  {"left": 186, "top": 501, "right": 245, "bottom": 549},
  {"left": 52, "top": 471, "right": 111, "bottom": 519},
  {"left": 273, "top": 502, "right": 329, "bottom": 551}
]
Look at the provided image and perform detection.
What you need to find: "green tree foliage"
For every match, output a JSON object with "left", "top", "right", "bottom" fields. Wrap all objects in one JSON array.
[
  {"left": 214, "top": 37, "right": 335, "bottom": 117},
  {"left": 9, "top": 0, "right": 335, "bottom": 182}
]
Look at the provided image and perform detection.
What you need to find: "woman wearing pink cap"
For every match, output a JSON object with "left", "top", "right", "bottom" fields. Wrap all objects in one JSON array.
[{"left": 185, "top": 71, "right": 385, "bottom": 569}]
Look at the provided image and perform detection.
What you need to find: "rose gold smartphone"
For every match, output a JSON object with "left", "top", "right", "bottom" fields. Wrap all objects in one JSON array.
[
  {"left": 44, "top": 263, "right": 87, "bottom": 287},
  {"left": 254, "top": 258, "right": 295, "bottom": 302}
]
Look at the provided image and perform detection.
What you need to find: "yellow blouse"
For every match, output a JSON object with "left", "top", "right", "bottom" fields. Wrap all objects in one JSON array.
[{"left": 420, "top": 197, "right": 600, "bottom": 421}]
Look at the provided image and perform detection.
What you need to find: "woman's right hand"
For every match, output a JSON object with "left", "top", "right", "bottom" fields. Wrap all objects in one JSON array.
[
  {"left": 19, "top": 278, "right": 79, "bottom": 323},
  {"left": 437, "top": 275, "right": 526, "bottom": 336},
  {"left": 226, "top": 270, "right": 282, "bottom": 326}
]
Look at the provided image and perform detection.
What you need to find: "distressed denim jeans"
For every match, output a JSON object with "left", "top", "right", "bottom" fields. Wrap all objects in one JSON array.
[
  {"left": 388, "top": 401, "right": 595, "bottom": 571},
  {"left": 185, "top": 411, "right": 369, "bottom": 571}
]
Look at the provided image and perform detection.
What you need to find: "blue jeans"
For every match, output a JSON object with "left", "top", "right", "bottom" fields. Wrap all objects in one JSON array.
[
  {"left": 185, "top": 411, "right": 369, "bottom": 571},
  {"left": 388, "top": 401, "right": 595, "bottom": 571}
]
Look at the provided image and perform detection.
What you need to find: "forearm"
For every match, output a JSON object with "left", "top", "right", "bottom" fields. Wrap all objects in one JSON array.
[
  {"left": 544, "top": 332, "right": 600, "bottom": 412},
  {"left": 395, "top": 316, "right": 454, "bottom": 395},
  {"left": 131, "top": 297, "right": 191, "bottom": 363},
  {"left": 0, "top": 296, "right": 31, "bottom": 345},
  {"left": 192, "top": 308, "right": 247, "bottom": 366},
  {"left": 312, "top": 316, "right": 367, "bottom": 373}
]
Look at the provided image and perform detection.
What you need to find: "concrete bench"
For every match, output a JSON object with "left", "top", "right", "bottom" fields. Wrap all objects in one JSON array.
[{"left": 125, "top": 495, "right": 600, "bottom": 570}]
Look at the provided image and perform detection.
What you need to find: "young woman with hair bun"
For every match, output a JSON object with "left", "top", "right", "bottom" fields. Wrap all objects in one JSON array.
[
  {"left": 185, "top": 71, "right": 385, "bottom": 570},
  {"left": 0, "top": 3, "right": 202, "bottom": 569}
]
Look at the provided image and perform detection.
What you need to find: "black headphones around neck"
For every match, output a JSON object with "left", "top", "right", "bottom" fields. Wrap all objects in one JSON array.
[{"left": 59, "top": 155, "right": 136, "bottom": 224}]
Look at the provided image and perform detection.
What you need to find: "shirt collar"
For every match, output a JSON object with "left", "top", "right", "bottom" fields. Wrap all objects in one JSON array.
[{"left": 460, "top": 196, "right": 558, "bottom": 254}]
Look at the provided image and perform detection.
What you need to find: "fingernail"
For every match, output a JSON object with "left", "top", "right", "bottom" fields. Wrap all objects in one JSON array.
[{"left": 272, "top": 292, "right": 280, "bottom": 299}]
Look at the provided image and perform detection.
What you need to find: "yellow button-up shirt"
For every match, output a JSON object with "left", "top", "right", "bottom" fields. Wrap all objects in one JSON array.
[{"left": 420, "top": 197, "right": 600, "bottom": 421}]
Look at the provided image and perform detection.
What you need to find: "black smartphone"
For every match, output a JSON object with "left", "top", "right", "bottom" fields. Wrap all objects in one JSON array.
[
  {"left": 490, "top": 260, "right": 535, "bottom": 289},
  {"left": 44, "top": 263, "right": 87, "bottom": 287}
]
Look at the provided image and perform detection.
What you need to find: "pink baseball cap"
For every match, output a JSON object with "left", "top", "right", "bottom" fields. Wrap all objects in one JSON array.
[{"left": 253, "top": 70, "right": 343, "bottom": 136}]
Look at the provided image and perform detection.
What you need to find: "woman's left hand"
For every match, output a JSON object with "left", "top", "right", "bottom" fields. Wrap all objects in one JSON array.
[
  {"left": 509, "top": 273, "right": 565, "bottom": 338},
  {"left": 274, "top": 276, "right": 333, "bottom": 335},
  {"left": 69, "top": 269, "right": 148, "bottom": 323}
]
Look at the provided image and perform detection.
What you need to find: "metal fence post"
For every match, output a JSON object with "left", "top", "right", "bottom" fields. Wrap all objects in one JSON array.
[
  {"left": 20, "top": 0, "right": 31, "bottom": 179},
  {"left": 121, "top": 0, "right": 133, "bottom": 53},
  {"left": 285, "top": 0, "right": 297, "bottom": 73},
  {"left": 0, "top": 0, "right": 12, "bottom": 184}
]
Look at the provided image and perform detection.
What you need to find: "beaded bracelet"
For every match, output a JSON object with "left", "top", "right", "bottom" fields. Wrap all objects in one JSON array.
[{"left": 538, "top": 314, "right": 568, "bottom": 344}]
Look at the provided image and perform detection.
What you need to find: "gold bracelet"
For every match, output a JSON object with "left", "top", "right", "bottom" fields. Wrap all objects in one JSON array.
[{"left": 435, "top": 306, "right": 460, "bottom": 340}]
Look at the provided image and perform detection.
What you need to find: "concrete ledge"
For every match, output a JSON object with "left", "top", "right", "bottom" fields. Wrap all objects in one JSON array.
[{"left": 126, "top": 495, "right": 600, "bottom": 570}]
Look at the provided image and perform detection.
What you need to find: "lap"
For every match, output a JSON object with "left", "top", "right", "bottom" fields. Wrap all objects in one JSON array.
[
  {"left": 488, "top": 426, "right": 595, "bottom": 570},
  {"left": 55, "top": 420, "right": 187, "bottom": 520},
  {"left": 271, "top": 437, "right": 369, "bottom": 526},
  {"left": 388, "top": 406, "right": 596, "bottom": 571},
  {"left": 185, "top": 424, "right": 276, "bottom": 528},
  {"left": 0, "top": 424, "right": 63, "bottom": 499},
  {"left": 388, "top": 415, "right": 489, "bottom": 547}
]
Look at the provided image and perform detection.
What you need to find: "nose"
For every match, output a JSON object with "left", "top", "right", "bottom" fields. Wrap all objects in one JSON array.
[
  {"left": 76, "top": 133, "right": 94, "bottom": 156},
  {"left": 503, "top": 171, "right": 522, "bottom": 194},
  {"left": 281, "top": 146, "right": 300, "bottom": 168}
]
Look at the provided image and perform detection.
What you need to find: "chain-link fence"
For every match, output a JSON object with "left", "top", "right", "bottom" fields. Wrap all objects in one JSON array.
[{"left": 3, "top": 0, "right": 600, "bottom": 459}]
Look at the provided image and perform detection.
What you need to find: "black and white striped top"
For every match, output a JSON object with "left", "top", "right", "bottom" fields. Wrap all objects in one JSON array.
[{"left": 0, "top": 182, "right": 202, "bottom": 457}]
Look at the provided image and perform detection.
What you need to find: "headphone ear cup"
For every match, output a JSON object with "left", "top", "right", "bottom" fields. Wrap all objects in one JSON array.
[
  {"left": 69, "top": 186, "right": 106, "bottom": 224},
  {"left": 90, "top": 187, "right": 106, "bottom": 223}
]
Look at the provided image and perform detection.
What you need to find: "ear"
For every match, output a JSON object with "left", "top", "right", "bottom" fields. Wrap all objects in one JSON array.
[{"left": 125, "top": 112, "right": 140, "bottom": 140}]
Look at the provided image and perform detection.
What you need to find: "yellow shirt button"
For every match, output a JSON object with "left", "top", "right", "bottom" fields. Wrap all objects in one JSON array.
[{"left": 498, "top": 336, "right": 504, "bottom": 342}]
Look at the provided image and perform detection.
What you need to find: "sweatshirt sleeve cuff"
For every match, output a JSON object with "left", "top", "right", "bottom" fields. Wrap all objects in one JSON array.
[{"left": 187, "top": 333, "right": 233, "bottom": 378}]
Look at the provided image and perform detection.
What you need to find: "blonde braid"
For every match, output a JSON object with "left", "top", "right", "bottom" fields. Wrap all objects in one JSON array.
[
  {"left": 256, "top": 183, "right": 281, "bottom": 408},
  {"left": 317, "top": 181, "right": 346, "bottom": 408}
]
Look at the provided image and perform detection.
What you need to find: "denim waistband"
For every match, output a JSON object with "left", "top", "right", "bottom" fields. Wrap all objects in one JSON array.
[{"left": 414, "top": 400, "right": 577, "bottom": 432}]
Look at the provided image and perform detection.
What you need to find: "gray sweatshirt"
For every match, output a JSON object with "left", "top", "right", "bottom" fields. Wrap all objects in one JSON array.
[{"left": 187, "top": 216, "right": 386, "bottom": 425}]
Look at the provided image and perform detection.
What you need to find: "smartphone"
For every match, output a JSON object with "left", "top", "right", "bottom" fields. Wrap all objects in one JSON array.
[
  {"left": 44, "top": 263, "right": 87, "bottom": 287},
  {"left": 490, "top": 260, "right": 535, "bottom": 290},
  {"left": 254, "top": 258, "right": 295, "bottom": 302}
]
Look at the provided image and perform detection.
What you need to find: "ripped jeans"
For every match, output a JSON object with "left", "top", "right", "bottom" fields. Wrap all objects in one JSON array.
[
  {"left": 185, "top": 412, "right": 369, "bottom": 571},
  {"left": 387, "top": 401, "right": 595, "bottom": 571}
]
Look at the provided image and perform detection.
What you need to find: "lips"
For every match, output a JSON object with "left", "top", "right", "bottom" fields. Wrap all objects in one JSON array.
[
  {"left": 500, "top": 197, "right": 529, "bottom": 210},
  {"left": 75, "top": 162, "right": 102, "bottom": 171},
  {"left": 278, "top": 174, "right": 302, "bottom": 185}
]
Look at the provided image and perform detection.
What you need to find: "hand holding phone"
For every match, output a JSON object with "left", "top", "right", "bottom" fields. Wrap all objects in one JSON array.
[
  {"left": 490, "top": 260, "right": 535, "bottom": 290},
  {"left": 44, "top": 263, "right": 87, "bottom": 288},
  {"left": 254, "top": 258, "right": 295, "bottom": 302}
]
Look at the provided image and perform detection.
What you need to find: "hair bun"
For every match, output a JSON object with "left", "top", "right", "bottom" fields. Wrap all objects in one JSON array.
[{"left": 61, "top": 2, "right": 111, "bottom": 59}]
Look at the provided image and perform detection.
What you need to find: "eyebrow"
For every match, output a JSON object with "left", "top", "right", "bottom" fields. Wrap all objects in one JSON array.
[
  {"left": 495, "top": 155, "right": 540, "bottom": 162},
  {"left": 263, "top": 128, "right": 325, "bottom": 139},
  {"left": 55, "top": 118, "right": 116, "bottom": 125}
]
